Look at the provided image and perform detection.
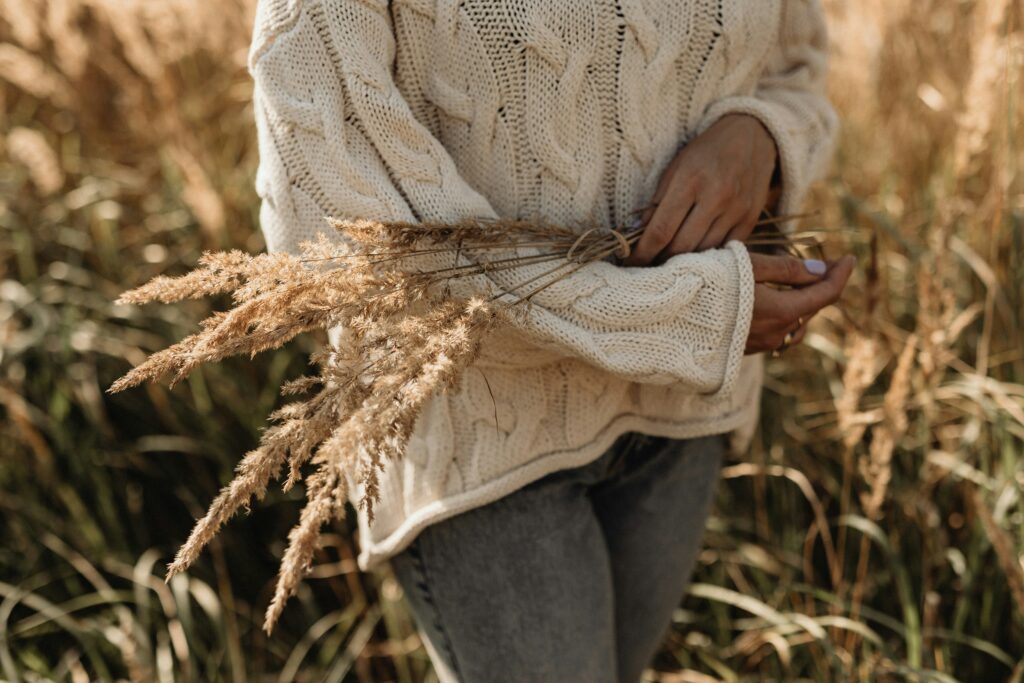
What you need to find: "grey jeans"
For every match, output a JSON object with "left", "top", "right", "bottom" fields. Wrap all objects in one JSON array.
[{"left": 388, "top": 430, "right": 727, "bottom": 683}]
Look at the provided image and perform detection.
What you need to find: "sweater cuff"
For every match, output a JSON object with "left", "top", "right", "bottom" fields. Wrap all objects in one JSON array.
[
  {"left": 459, "top": 240, "right": 756, "bottom": 394},
  {"left": 694, "top": 239, "right": 755, "bottom": 399},
  {"left": 695, "top": 95, "right": 810, "bottom": 226}
]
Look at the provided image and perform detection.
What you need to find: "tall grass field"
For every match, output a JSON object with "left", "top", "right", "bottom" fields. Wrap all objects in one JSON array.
[{"left": 0, "top": 1, "right": 1021, "bottom": 680}]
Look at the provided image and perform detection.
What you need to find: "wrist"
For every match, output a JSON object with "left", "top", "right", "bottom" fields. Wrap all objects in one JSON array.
[
  {"left": 723, "top": 113, "right": 782, "bottom": 210},
  {"left": 733, "top": 113, "right": 778, "bottom": 161}
]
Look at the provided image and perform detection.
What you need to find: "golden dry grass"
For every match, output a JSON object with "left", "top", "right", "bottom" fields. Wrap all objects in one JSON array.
[{"left": 0, "top": 0, "right": 1021, "bottom": 680}]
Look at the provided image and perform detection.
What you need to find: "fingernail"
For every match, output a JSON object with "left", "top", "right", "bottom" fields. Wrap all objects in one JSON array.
[
  {"left": 627, "top": 216, "right": 643, "bottom": 229},
  {"left": 803, "top": 259, "right": 827, "bottom": 275}
]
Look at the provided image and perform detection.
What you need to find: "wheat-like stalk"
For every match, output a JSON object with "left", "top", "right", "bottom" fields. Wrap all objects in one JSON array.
[
  {"left": 109, "top": 214, "right": 816, "bottom": 634},
  {"left": 6, "top": 126, "right": 64, "bottom": 196}
]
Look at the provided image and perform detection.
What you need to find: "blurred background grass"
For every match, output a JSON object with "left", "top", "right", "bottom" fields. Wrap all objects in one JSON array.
[{"left": 0, "top": 0, "right": 1021, "bottom": 680}]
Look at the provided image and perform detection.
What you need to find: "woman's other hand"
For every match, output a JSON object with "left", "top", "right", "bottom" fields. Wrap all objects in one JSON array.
[
  {"left": 623, "top": 114, "right": 779, "bottom": 266},
  {"left": 745, "top": 253, "right": 856, "bottom": 355}
]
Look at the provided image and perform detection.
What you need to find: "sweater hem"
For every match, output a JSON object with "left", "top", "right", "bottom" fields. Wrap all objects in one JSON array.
[{"left": 356, "top": 394, "right": 758, "bottom": 572}]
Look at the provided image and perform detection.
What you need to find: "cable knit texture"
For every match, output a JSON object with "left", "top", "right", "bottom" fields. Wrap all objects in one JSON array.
[{"left": 249, "top": 0, "right": 837, "bottom": 570}]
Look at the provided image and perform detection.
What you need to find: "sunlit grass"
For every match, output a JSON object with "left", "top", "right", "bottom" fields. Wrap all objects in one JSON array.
[{"left": 0, "top": 0, "right": 1021, "bottom": 680}]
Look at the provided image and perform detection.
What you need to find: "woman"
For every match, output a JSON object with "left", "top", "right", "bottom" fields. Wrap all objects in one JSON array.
[{"left": 248, "top": 0, "right": 853, "bottom": 680}]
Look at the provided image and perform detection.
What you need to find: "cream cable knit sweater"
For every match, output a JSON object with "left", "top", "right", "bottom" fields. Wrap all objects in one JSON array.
[{"left": 249, "top": 0, "right": 837, "bottom": 570}]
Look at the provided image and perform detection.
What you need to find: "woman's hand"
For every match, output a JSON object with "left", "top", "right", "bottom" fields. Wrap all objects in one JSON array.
[
  {"left": 745, "top": 253, "right": 856, "bottom": 355},
  {"left": 623, "top": 114, "right": 779, "bottom": 266}
]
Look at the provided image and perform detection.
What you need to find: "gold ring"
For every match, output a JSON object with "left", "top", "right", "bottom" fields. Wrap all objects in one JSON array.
[{"left": 771, "top": 330, "right": 796, "bottom": 358}]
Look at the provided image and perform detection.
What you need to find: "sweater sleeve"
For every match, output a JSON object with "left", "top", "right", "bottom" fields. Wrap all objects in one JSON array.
[
  {"left": 248, "top": 0, "right": 754, "bottom": 396},
  {"left": 694, "top": 0, "right": 839, "bottom": 220}
]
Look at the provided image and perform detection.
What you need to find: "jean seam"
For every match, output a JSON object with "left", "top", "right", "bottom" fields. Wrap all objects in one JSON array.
[{"left": 407, "top": 537, "right": 465, "bottom": 680}]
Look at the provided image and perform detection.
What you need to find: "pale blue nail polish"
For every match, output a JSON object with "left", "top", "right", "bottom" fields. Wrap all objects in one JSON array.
[
  {"left": 628, "top": 216, "right": 643, "bottom": 229},
  {"left": 804, "top": 259, "right": 826, "bottom": 275}
]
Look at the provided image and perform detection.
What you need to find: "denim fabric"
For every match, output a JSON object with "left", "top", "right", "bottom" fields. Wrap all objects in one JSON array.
[{"left": 388, "top": 431, "right": 727, "bottom": 683}]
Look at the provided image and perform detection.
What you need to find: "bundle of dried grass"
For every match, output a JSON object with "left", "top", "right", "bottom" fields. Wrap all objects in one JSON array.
[{"left": 109, "top": 214, "right": 812, "bottom": 634}]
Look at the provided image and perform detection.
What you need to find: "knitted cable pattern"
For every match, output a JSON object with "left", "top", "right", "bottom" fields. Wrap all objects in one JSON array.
[{"left": 248, "top": 0, "right": 837, "bottom": 569}]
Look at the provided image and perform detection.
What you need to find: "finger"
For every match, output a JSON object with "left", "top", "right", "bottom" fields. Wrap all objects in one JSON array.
[
  {"left": 722, "top": 195, "right": 764, "bottom": 245},
  {"left": 624, "top": 155, "right": 691, "bottom": 263},
  {"left": 790, "top": 321, "right": 809, "bottom": 345},
  {"left": 661, "top": 200, "right": 718, "bottom": 258},
  {"left": 624, "top": 184, "right": 696, "bottom": 266},
  {"left": 782, "top": 313, "right": 809, "bottom": 341},
  {"left": 697, "top": 202, "right": 749, "bottom": 251},
  {"left": 767, "top": 326, "right": 806, "bottom": 356},
  {"left": 784, "top": 255, "right": 857, "bottom": 318},
  {"left": 700, "top": 192, "right": 757, "bottom": 250},
  {"left": 721, "top": 217, "right": 755, "bottom": 246},
  {"left": 749, "top": 252, "right": 829, "bottom": 286}
]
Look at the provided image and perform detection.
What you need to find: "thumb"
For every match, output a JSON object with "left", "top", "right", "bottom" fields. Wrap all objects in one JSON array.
[
  {"left": 749, "top": 252, "right": 829, "bottom": 286},
  {"left": 786, "top": 254, "right": 858, "bottom": 318}
]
